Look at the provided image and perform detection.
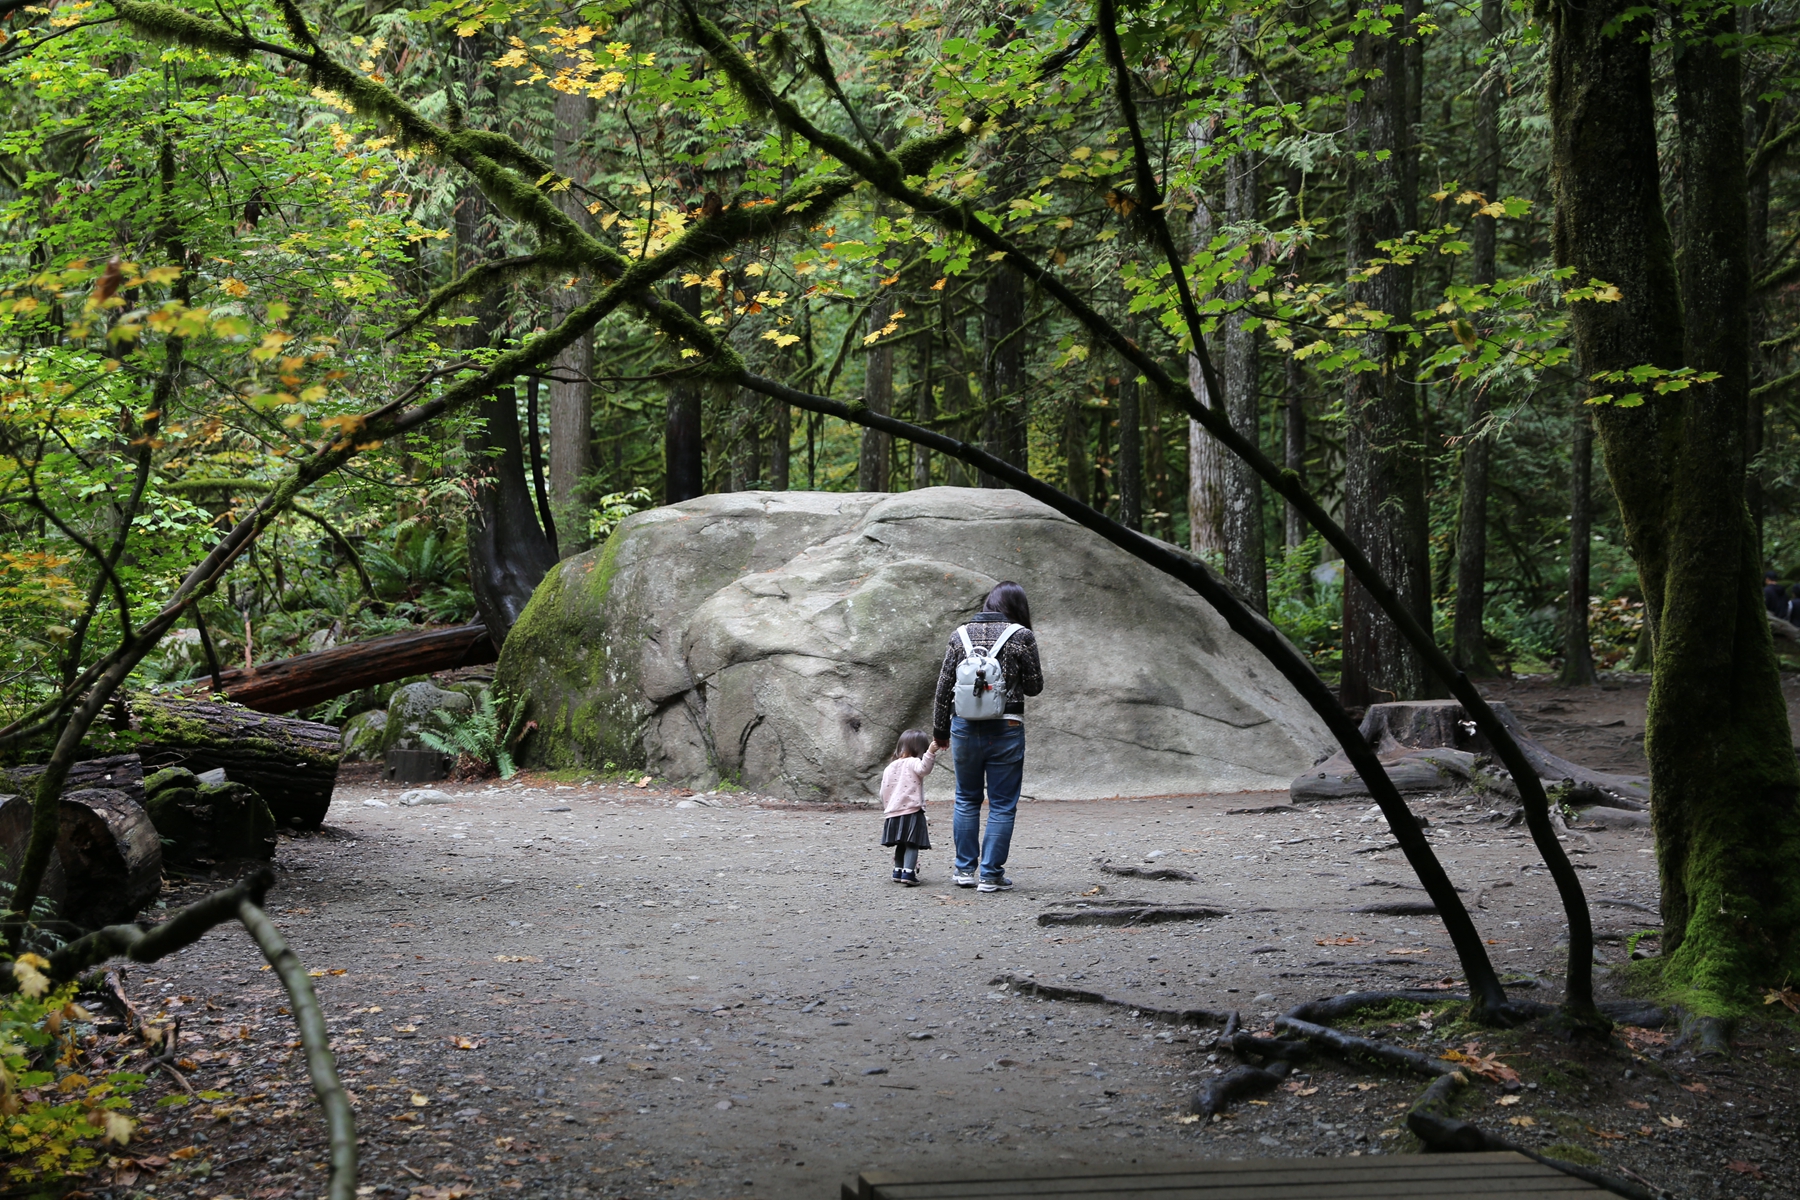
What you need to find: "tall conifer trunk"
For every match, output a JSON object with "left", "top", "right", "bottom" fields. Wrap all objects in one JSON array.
[
  {"left": 1544, "top": 0, "right": 1800, "bottom": 1007},
  {"left": 1340, "top": 5, "right": 1434, "bottom": 706},
  {"left": 1221, "top": 40, "right": 1266, "bottom": 613},
  {"left": 548, "top": 88, "right": 594, "bottom": 551},
  {"left": 1452, "top": 0, "right": 1503, "bottom": 677}
]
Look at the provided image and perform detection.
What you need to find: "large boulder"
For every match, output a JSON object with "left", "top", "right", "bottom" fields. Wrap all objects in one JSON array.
[{"left": 495, "top": 489, "right": 1331, "bottom": 801}]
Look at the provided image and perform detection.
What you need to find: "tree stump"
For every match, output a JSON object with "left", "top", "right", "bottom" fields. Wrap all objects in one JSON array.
[
  {"left": 143, "top": 767, "right": 277, "bottom": 868},
  {"left": 75, "top": 693, "right": 341, "bottom": 828},
  {"left": 0, "top": 788, "right": 162, "bottom": 929}
]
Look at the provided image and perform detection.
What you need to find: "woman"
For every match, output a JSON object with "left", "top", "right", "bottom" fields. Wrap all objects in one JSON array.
[{"left": 930, "top": 581, "right": 1044, "bottom": 892}]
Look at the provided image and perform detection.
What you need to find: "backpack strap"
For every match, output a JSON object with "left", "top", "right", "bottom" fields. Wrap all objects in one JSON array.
[
  {"left": 987, "top": 623, "right": 1023, "bottom": 660},
  {"left": 957, "top": 625, "right": 977, "bottom": 659}
]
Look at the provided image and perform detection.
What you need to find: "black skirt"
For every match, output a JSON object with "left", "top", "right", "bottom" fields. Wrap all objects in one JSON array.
[{"left": 881, "top": 811, "right": 931, "bottom": 849}]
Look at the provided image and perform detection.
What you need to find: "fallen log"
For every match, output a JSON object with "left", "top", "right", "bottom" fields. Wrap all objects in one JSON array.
[
  {"left": 75, "top": 693, "right": 340, "bottom": 828},
  {"left": 195, "top": 623, "right": 496, "bottom": 714},
  {"left": 0, "top": 787, "right": 162, "bottom": 928},
  {"left": 3, "top": 753, "right": 145, "bottom": 809}
]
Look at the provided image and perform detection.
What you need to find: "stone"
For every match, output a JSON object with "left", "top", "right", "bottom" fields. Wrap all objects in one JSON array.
[
  {"left": 381, "top": 682, "right": 472, "bottom": 755},
  {"left": 497, "top": 489, "right": 1330, "bottom": 802},
  {"left": 340, "top": 709, "right": 388, "bottom": 762},
  {"left": 398, "top": 788, "right": 454, "bottom": 806},
  {"left": 1290, "top": 698, "right": 1649, "bottom": 806}
]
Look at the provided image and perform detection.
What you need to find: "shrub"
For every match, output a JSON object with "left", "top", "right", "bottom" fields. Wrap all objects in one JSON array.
[
  {"left": 420, "top": 689, "right": 526, "bottom": 778},
  {"left": 0, "top": 957, "right": 143, "bottom": 1187}
]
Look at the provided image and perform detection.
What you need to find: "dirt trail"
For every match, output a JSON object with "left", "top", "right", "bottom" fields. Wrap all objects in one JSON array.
[{"left": 99, "top": 675, "right": 1796, "bottom": 1200}]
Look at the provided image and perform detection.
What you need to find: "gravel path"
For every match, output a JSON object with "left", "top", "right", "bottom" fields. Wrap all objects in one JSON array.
[{"left": 98, "top": 758, "right": 1795, "bottom": 1200}]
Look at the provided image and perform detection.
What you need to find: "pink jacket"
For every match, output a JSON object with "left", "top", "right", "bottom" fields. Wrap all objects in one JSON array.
[{"left": 879, "top": 749, "right": 936, "bottom": 817}]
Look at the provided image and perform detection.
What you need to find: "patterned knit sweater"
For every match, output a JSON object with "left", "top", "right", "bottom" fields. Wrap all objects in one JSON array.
[{"left": 931, "top": 612, "right": 1044, "bottom": 742}]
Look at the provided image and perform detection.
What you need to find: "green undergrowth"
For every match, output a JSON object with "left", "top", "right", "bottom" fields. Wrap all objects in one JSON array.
[{"left": 1539, "top": 1142, "right": 1602, "bottom": 1167}]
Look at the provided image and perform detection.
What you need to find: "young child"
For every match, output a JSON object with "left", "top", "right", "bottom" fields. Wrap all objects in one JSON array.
[{"left": 879, "top": 729, "right": 936, "bottom": 886}]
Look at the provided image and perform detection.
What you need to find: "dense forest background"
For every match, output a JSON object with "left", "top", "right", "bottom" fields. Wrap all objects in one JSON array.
[{"left": 4, "top": 0, "right": 1800, "bottom": 728}]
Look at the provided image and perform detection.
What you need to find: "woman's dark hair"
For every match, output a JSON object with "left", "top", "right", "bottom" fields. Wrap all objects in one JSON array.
[
  {"left": 983, "top": 581, "right": 1032, "bottom": 629},
  {"left": 893, "top": 729, "right": 932, "bottom": 760}
]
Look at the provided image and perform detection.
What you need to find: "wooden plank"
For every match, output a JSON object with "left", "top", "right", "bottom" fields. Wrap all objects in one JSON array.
[{"left": 848, "top": 1153, "right": 1604, "bottom": 1200}]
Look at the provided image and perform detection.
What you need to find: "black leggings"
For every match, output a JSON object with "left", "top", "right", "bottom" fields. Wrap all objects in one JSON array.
[{"left": 892, "top": 844, "right": 919, "bottom": 871}]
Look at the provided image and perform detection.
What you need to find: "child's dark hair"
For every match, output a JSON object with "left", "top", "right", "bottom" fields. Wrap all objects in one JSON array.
[
  {"left": 893, "top": 729, "right": 931, "bottom": 760},
  {"left": 983, "top": 581, "right": 1032, "bottom": 629}
]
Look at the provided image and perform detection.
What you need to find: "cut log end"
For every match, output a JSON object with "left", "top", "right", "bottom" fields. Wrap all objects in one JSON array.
[{"left": 0, "top": 787, "right": 162, "bottom": 929}]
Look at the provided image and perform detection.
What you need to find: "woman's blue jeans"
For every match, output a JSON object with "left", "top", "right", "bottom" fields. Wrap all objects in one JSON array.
[{"left": 950, "top": 716, "right": 1025, "bottom": 880}]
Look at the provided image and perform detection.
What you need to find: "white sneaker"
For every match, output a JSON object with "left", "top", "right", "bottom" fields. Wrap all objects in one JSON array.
[
  {"left": 977, "top": 875, "right": 1014, "bottom": 893},
  {"left": 952, "top": 871, "right": 977, "bottom": 888}
]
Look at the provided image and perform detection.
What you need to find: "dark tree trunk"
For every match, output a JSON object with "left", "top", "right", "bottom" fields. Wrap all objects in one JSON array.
[
  {"left": 1747, "top": 95, "right": 1773, "bottom": 548},
  {"left": 1064, "top": 399, "right": 1091, "bottom": 506},
  {"left": 1547, "top": 0, "right": 1800, "bottom": 1005},
  {"left": 941, "top": 300, "right": 972, "bottom": 487},
  {"left": 770, "top": 399, "right": 791, "bottom": 490},
  {"left": 524, "top": 376, "right": 558, "bottom": 555},
  {"left": 1282, "top": 248, "right": 1309, "bottom": 551},
  {"left": 1341, "top": 7, "right": 1435, "bottom": 707},
  {"left": 1451, "top": 0, "right": 1503, "bottom": 678},
  {"left": 467, "top": 383, "right": 558, "bottom": 645},
  {"left": 982, "top": 265, "right": 1028, "bottom": 481},
  {"left": 548, "top": 88, "right": 594, "bottom": 551},
  {"left": 912, "top": 314, "right": 934, "bottom": 489},
  {"left": 1117, "top": 357, "right": 1142, "bottom": 531},
  {"left": 1186, "top": 132, "right": 1226, "bottom": 557},
  {"left": 1221, "top": 64, "right": 1266, "bottom": 612},
  {"left": 1559, "top": 404, "right": 1597, "bottom": 685},
  {"left": 730, "top": 388, "right": 762, "bottom": 491},
  {"left": 861, "top": 287, "right": 894, "bottom": 491},
  {"left": 665, "top": 280, "right": 705, "bottom": 503}
]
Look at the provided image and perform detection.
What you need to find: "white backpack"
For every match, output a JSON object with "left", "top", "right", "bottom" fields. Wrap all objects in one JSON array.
[{"left": 953, "top": 624, "right": 1023, "bottom": 720}]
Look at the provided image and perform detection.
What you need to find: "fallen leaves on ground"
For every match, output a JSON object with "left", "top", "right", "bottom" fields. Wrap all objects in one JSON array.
[
  {"left": 1726, "top": 1160, "right": 1765, "bottom": 1179},
  {"left": 1659, "top": 1115, "right": 1686, "bottom": 1128},
  {"left": 1315, "top": 936, "right": 1361, "bottom": 946},
  {"left": 450, "top": 1035, "right": 485, "bottom": 1050},
  {"left": 495, "top": 955, "right": 542, "bottom": 963},
  {"left": 1442, "top": 1043, "right": 1520, "bottom": 1085},
  {"left": 1386, "top": 947, "right": 1429, "bottom": 956},
  {"left": 1681, "top": 1081, "right": 1708, "bottom": 1094},
  {"left": 1281, "top": 1080, "right": 1319, "bottom": 1096},
  {"left": 1506, "top": 1115, "right": 1536, "bottom": 1127},
  {"left": 1762, "top": 985, "right": 1800, "bottom": 1013}
]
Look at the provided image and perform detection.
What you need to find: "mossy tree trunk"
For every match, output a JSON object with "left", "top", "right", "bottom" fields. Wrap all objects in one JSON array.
[{"left": 1545, "top": 0, "right": 1800, "bottom": 1009}]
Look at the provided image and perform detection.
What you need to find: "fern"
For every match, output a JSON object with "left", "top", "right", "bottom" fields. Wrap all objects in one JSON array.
[{"left": 419, "top": 689, "right": 526, "bottom": 778}]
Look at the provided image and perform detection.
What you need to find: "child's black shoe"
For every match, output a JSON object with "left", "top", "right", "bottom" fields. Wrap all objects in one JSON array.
[
  {"left": 899, "top": 869, "right": 920, "bottom": 887},
  {"left": 891, "top": 866, "right": 903, "bottom": 882}
]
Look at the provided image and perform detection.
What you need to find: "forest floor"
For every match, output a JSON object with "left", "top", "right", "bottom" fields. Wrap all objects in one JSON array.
[{"left": 88, "top": 672, "right": 1799, "bottom": 1200}]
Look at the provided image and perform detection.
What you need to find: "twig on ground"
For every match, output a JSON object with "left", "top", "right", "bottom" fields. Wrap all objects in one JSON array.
[{"left": 988, "top": 973, "right": 1229, "bottom": 1027}]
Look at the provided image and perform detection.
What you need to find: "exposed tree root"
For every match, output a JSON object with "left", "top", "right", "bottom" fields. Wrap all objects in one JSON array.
[
  {"left": 1037, "top": 903, "right": 1227, "bottom": 928},
  {"left": 1191, "top": 989, "right": 1673, "bottom": 1198},
  {"left": 1094, "top": 858, "right": 1199, "bottom": 882},
  {"left": 8, "top": 870, "right": 358, "bottom": 1200},
  {"left": 1407, "top": 1070, "right": 1661, "bottom": 1200},
  {"left": 988, "top": 972, "right": 1230, "bottom": 1027},
  {"left": 1675, "top": 1012, "right": 1734, "bottom": 1057}
]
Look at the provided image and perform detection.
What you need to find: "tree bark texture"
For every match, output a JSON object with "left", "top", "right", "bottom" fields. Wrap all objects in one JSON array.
[
  {"left": 941, "top": 300, "right": 972, "bottom": 488},
  {"left": 1558, "top": 404, "right": 1597, "bottom": 685},
  {"left": 1452, "top": 0, "right": 1503, "bottom": 678},
  {"left": 0, "top": 787, "right": 160, "bottom": 929},
  {"left": 1117, "top": 363, "right": 1142, "bottom": 531},
  {"left": 524, "top": 376, "right": 558, "bottom": 555},
  {"left": 982, "top": 265, "right": 1028, "bottom": 480},
  {"left": 198, "top": 624, "right": 495, "bottom": 714},
  {"left": 1340, "top": 11, "right": 1435, "bottom": 707},
  {"left": 769, "top": 400, "right": 791, "bottom": 490},
  {"left": 1746, "top": 95, "right": 1773, "bottom": 545},
  {"left": 1222, "top": 89, "right": 1266, "bottom": 612},
  {"left": 466, "top": 385, "right": 558, "bottom": 646},
  {"left": 912, "top": 317, "right": 934, "bottom": 490},
  {"left": 860, "top": 287, "right": 895, "bottom": 491},
  {"left": 548, "top": 88, "right": 595, "bottom": 550},
  {"left": 730, "top": 388, "right": 762, "bottom": 491},
  {"left": 1282, "top": 255, "right": 1309, "bottom": 551},
  {"left": 1546, "top": 0, "right": 1800, "bottom": 1002},
  {"left": 1186, "top": 130, "right": 1226, "bottom": 557},
  {"left": 665, "top": 280, "right": 705, "bottom": 503}
]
